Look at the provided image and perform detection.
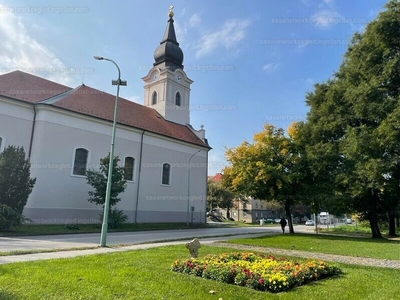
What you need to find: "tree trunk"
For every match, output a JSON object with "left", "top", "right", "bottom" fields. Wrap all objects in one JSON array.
[
  {"left": 285, "top": 199, "right": 294, "bottom": 233},
  {"left": 237, "top": 199, "right": 240, "bottom": 221},
  {"left": 369, "top": 189, "right": 383, "bottom": 239},
  {"left": 388, "top": 210, "right": 396, "bottom": 237}
]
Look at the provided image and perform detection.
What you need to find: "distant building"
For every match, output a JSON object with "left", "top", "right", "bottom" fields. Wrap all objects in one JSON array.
[
  {"left": 208, "top": 173, "right": 274, "bottom": 223},
  {"left": 0, "top": 8, "right": 210, "bottom": 224},
  {"left": 231, "top": 198, "right": 275, "bottom": 223},
  {"left": 208, "top": 173, "right": 223, "bottom": 182}
]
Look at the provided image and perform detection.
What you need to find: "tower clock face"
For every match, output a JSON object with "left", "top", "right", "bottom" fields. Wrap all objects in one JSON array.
[
  {"left": 175, "top": 74, "right": 182, "bottom": 82},
  {"left": 152, "top": 72, "right": 159, "bottom": 82}
]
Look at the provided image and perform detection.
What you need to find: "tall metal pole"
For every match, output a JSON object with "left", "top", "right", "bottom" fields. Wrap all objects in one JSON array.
[
  {"left": 187, "top": 149, "right": 201, "bottom": 226},
  {"left": 94, "top": 56, "right": 127, "bottom": 247}
]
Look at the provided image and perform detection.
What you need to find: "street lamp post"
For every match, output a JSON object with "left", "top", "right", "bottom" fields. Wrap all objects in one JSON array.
[
  {"left": 187, "top": 149, "right": 201, "bottom": 226},
  {"left": 94, "top": 55, "right": 127, "bottom": 247}
]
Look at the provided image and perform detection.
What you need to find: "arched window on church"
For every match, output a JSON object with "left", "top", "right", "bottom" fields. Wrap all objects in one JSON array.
[
  {"left": 152, "top": 91, "right": 157, "bottom": 105},
  {"left": 162, "top": 163, "right": 171, "bottom": 185},
  {"left": 124, "top": 157, "right": 135, "bottom": 181},
  {"left": 175, "top": 92, "right": 181, "bottom": 106},
  {"left": 73, "top": 148, "right": 89, "bottom": 176}
]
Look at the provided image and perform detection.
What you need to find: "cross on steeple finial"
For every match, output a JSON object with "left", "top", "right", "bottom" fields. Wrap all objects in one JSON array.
[{"left": 168, "top": 5, "right": 174, "bottom": 18}]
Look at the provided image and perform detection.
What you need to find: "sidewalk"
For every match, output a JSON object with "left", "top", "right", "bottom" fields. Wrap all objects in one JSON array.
[
  {"left": 213, "top": 242, "right": 400, "bottom": 269},
  {"left": 0, "top": 234, "right": 264, "bottom": 265},
  {"left": 1, "top": 227, "right": 399, "bottom": 269}
]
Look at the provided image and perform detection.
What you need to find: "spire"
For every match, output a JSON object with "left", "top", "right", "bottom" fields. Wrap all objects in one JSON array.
[
  {"left": 153, "top": 5, "right": 184, "bottom": 71},
  {"left": 161, "top": 16, "right": 178, "bottom": 44}
]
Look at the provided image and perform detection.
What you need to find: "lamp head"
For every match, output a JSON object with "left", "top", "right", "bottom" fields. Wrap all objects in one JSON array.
[{"left": 93, "top": 55, "right": 104, "bottom": 60}]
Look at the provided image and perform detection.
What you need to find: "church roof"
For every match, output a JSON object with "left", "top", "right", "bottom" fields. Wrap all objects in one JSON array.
[
  {"left": 0, "top": 70, "right": 71, "bottom": 103},
  {"left": 153, "top": 13, "right": 184, "bottom": 70},
  {"left": 0, "top": 70, "right": 209, "bottom": 148}
]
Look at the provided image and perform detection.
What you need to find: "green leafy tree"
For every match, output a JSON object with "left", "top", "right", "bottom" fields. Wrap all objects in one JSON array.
[
  {"left": 220, "top": 167, "right": 249, "bottom": 217},
  {"left": 0, "top": 146, "right": 36, "bottom": 229},
  {"left": 207, "top": 180, "right": 235, "bottom": 218},
  {"left": 303, "top": 0, "right": 400, "bottom": 238},
  {"left": 86, "top": 154, "right": 127, "bottom": 228},
  {"left": 292, "top": 202, "right": 310, "bottom": 222}
]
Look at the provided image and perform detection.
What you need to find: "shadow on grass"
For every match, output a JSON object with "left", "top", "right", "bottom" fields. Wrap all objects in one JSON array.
[
  {"left": 0, "top": 291, "right": 15, "bottom": 300},
  {"left": 283, "top": 272, "right": 346, "bottom": 294}
]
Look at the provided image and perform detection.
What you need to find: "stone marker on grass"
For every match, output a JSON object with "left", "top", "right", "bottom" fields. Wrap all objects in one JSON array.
[{"left": 185, "top": 238, "right": 201, "bottom": 258}]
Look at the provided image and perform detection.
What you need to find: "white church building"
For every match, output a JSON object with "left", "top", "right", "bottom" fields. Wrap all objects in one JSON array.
[{"left": 0, "top": 9, "right": 210, "bottom": 224}]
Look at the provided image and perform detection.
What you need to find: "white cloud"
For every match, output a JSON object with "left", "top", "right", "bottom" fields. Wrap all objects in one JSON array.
[
  {"left": 189, "top": 13, "right": 201, "bottom": 27},
  {"left": 263, "top": 63, "right": 280, "bottom": 73},
  {"left": 0, "top": 4, "right": 71, "bottom": 85},
  {"left": 311, "top": 9, "right": 343, "bottom": 29},
  {"left": 174, "top": 13, "right": 201, "bottom": 44},
  {"left": 195, "top": 19, "right": 251, "bottom": 58},
  {"left": 174, "top": 21, "right": 186, "bottom": 43},
  {"left": 305, "top": 78, "right": 315, "bottom": 85}
]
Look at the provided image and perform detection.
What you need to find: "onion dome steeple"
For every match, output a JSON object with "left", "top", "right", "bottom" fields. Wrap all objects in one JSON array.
[{"left": 153, "top": 5, "right": 184, "bottom": 71}]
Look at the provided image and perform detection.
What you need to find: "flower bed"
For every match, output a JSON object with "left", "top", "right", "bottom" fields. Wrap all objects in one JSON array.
[{"left": 172, "top": 252, "right": 341, "bottom": 293}]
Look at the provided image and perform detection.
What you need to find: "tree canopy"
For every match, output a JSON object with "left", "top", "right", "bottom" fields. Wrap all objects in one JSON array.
[
  {"left": 207, "top": 180, "right": 235, "bottom": 218},
  {"left": 86, "top": 154, "right": 127, "bottom": 228},
  {"left": 223, "top": 123, "right": 305, "bottom": 233},
  {"left": 221, "top": 1, "right": 400, "bottom": 237},
  {"left": 302, "top": 0, "right": 400, "bottom": 237}
]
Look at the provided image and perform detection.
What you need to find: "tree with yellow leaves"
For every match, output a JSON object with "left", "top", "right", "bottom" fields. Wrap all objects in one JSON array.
[{"left": 223, "top": 123, "right": 304, "bottom": 233}]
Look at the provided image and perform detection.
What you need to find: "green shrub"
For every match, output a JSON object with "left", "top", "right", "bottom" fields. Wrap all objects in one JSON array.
[
  {"left": 105, "top": 208, "right": 128, "bottom": 229},
  {"left": 64, "top": 224, "right": 79, "bottom": 230},
  {"left": 0, "top": 146, "right": 36, "bottom": 230},
  {"left": 0, "top": 204, "right": 23, "bottom": 230}
]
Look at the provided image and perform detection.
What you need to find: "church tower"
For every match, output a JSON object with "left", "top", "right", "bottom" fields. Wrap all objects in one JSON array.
[{"left": 142, "top": 6, "right": 192, "bottom": 126}]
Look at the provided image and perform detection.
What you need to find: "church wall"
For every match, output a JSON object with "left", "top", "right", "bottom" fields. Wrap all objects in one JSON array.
[
  {"left": 136, "top": 133, "right": 207, "bottom": 223},
  {"left": 0, "top": 99, "right": 34, "bottom": 151},
  {"left": 23, "top": 107, "right": 208, "bottom": 224},
  {"left": 24, "top": 107, "right": 142, "bottom": 223}
]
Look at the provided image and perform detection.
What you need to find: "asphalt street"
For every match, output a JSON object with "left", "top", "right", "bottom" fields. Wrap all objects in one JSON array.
[
  {"left": 0, "top": 225, "right": 315, "bottom": 252},
  {"left": 0, "top": 226, "right": 272, "bottom": 252},
  {"left": 0, "top": 225, "right": 317, "bottom": 264}
]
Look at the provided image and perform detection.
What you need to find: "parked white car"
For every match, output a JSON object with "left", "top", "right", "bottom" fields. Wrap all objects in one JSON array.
[{"left": 305, "top": 220, "right": 315, "bottom": 226}]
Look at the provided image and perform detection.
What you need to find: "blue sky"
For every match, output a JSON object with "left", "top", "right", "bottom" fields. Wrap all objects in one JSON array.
[{"left": 0, "top": 0, "right": 389, "bottom": 175}]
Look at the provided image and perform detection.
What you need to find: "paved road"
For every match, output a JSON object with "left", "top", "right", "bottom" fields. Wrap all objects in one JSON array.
[
  {"left": 0, "top": 225, "right": 319, "bottom": 265},
  {"left": 0, "top": 225, "right": 314, "bottom": 253}
]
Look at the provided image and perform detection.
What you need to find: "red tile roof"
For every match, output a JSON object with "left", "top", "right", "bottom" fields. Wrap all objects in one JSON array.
[
  {"left": 0, "top": 71, "right": 209, "bottom": 148},
  {"left": 0, "top": 71, "right": 71, "bottom": 103},
  {"left": 209, "top": 173, "right": 223, "bottom": 182}
]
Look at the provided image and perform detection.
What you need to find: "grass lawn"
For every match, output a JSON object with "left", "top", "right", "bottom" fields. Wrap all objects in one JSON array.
[
  {"left": 228, "top": 233, "right": 400, "bottom": 260},
  {"left": 0, "top": 222, "right": 210, "bottom": 237},
  {"left": 319, "top": 224, "right": 400, "bottom": 237},
  {"left": 0, "top": 245, "right": 399, "bottom": 299}
]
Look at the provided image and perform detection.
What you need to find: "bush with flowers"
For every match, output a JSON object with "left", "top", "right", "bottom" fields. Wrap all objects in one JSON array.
[{"left": 171, "top": 252, "right": 341, "bottom": 293}]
